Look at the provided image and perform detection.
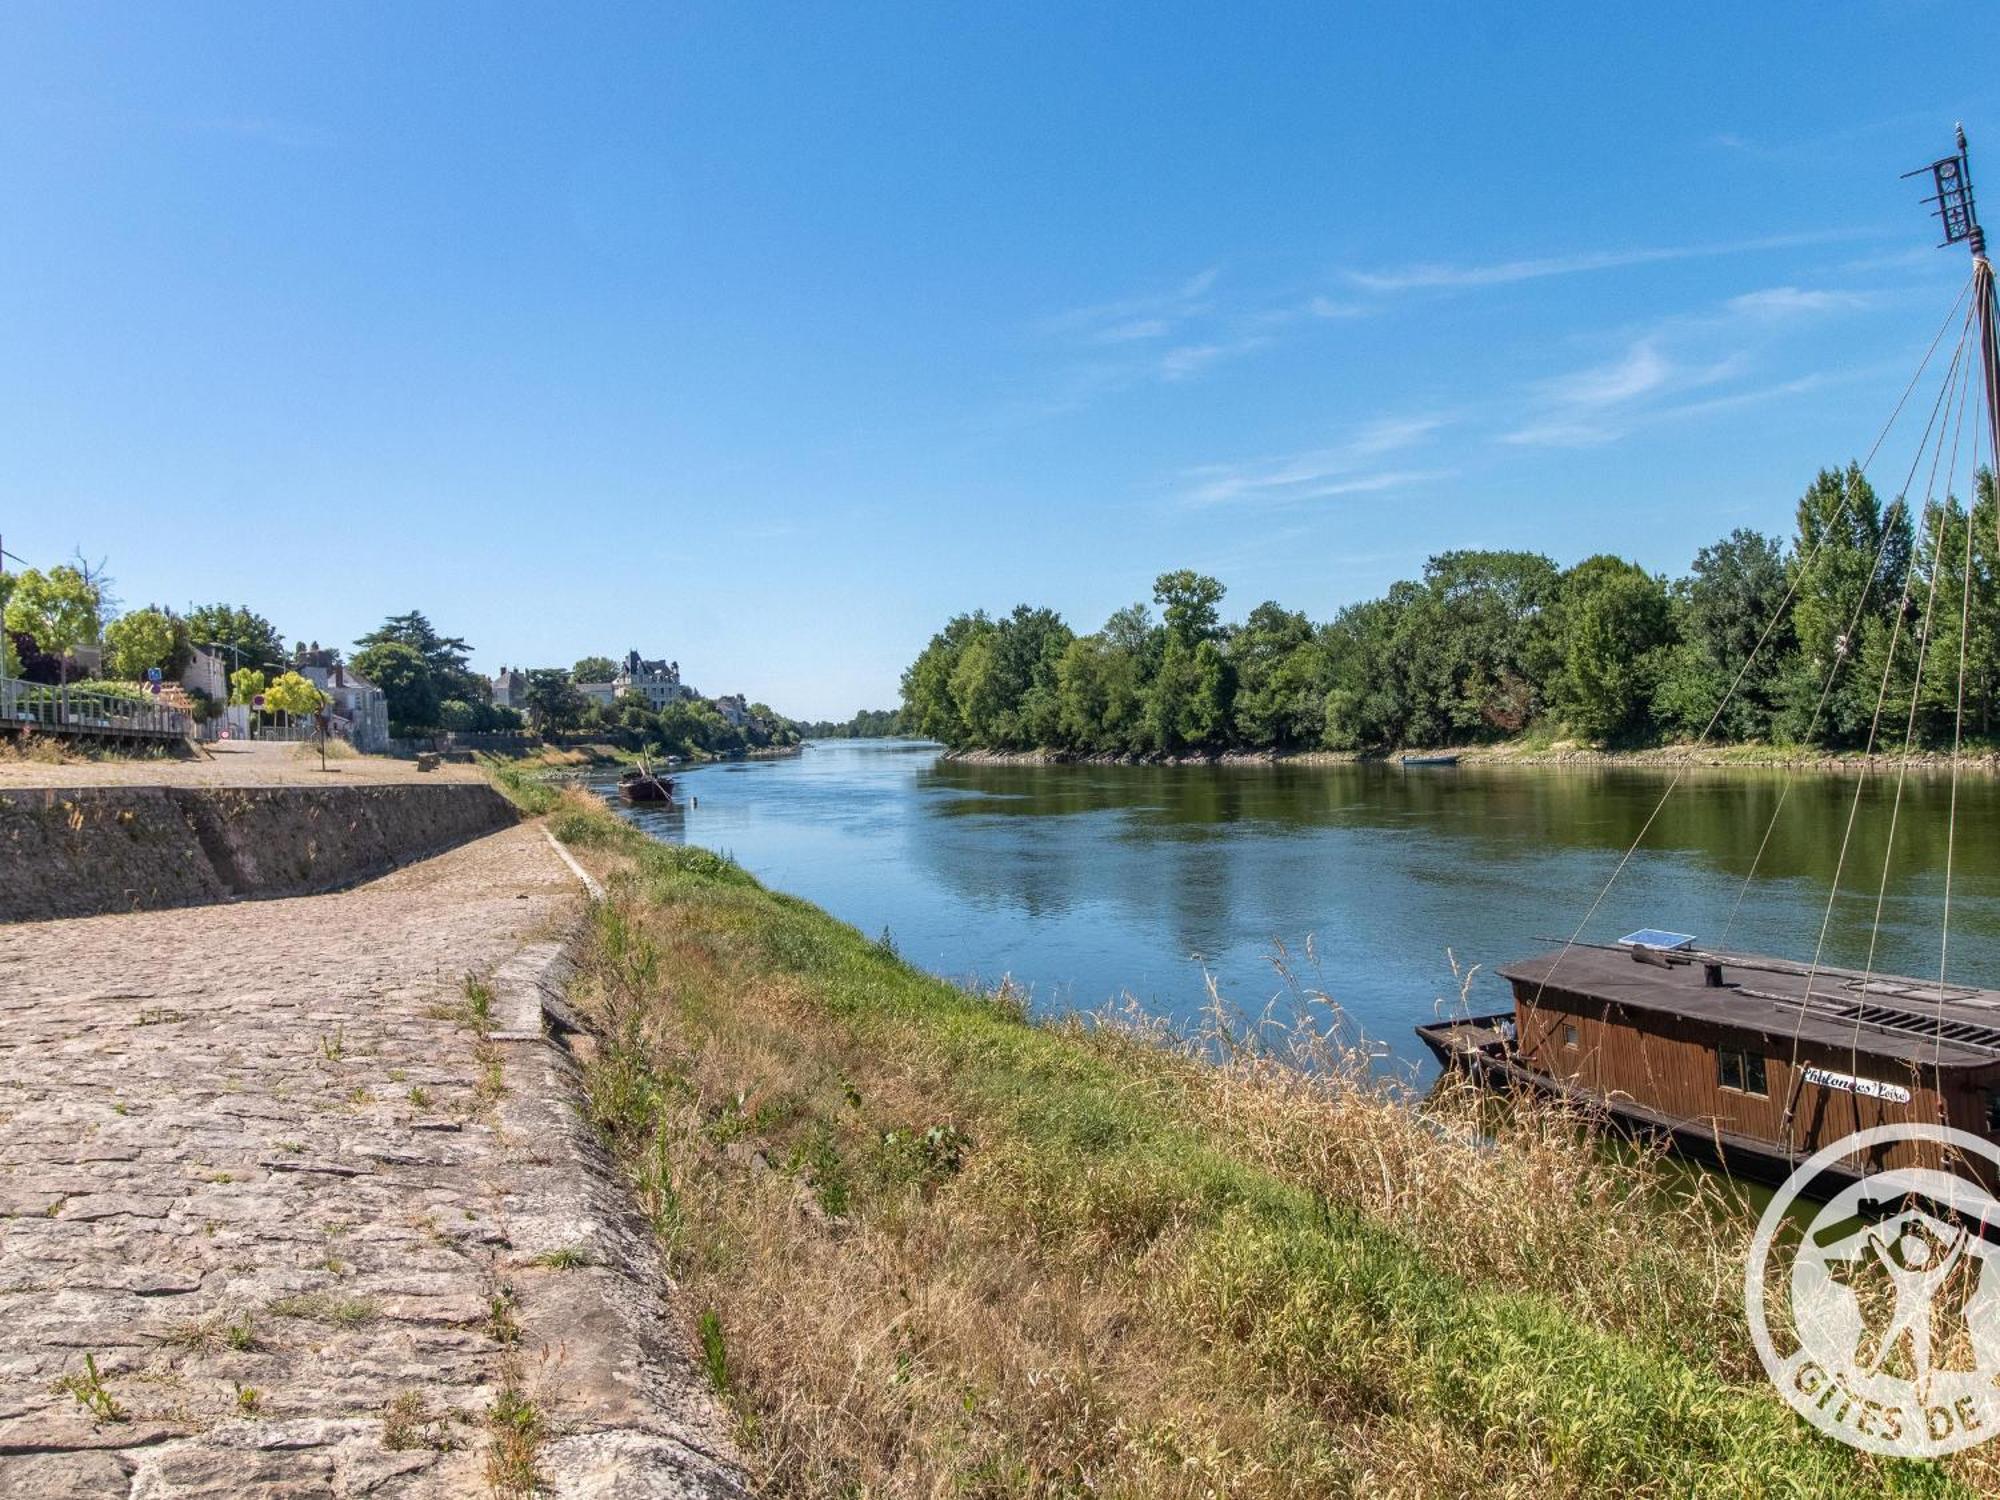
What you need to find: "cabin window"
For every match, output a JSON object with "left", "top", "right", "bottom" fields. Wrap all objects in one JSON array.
[
  {"left": 1562, "top": 1024, "right": 1579, "bottom": 1049},
  {"left": 1986, "top": 1089, "right": 2000, "bottom": 1134},
  {"left": 1719, "top": 1048, "right": 1768, "bottom": 1097}
]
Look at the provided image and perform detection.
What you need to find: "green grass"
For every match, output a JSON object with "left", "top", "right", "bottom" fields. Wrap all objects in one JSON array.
[
  {"left": 544, "top": 789, "right": 1980, "bottom": 1498},
  {"left": 476, "top": 754, "right": 564, "bottom": 816}
]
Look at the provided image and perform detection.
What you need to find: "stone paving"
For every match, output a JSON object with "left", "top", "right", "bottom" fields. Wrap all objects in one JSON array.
[{"left": 0, "top": 822, "right": 742, "bottom": 1497}]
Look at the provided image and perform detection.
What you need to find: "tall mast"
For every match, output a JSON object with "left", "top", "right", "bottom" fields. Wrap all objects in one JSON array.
[{"left": 1911, "top": 126, "right": 2000, "bottom": 464}]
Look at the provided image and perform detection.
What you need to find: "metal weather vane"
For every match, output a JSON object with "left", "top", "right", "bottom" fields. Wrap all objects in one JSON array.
[{"left": 1909, "top": 126, "right": 2000, "bottom": 473}]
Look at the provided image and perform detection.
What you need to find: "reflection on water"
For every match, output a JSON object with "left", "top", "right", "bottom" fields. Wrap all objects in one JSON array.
[{"left": 597, "top": 742, "right": 2000, "bottom": 1076}]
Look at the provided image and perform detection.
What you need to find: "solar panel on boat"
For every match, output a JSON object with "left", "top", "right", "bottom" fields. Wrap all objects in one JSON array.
[{"left": 1618, "top": 929, "right": 1696, "bottom": 951}]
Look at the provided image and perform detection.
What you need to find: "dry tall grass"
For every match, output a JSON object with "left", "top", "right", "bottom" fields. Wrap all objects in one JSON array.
[
  {"left": 541, "top": 790, "right": 1987, "bottom": 1498},
  {"left": 0, "top": 729, "right": 87, "bottom": 765},
  {"left": 1090, "top": 948, "right": 1760, "bottom": 1385}
]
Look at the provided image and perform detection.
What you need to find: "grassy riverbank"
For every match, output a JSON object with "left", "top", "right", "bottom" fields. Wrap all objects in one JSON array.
[{"left": 518, "top": 780, "right": 1986, "bottom": 1497}]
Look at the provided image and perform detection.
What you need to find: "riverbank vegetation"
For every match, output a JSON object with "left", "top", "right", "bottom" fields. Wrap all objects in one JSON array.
[
  {"left": 533, "top": 785, "right": 1982, "bottom": 1497},
  {"left": 903, "top": 465, "right": 2000, "bottom": 757}
]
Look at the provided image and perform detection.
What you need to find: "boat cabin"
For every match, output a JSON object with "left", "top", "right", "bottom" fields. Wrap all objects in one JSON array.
[{"left": 1436, "top": 931, "right": 2000, "bottom": 1186}]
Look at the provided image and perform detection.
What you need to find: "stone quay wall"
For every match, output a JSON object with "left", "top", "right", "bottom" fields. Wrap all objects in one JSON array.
[{"left": 0, "top": 783, "right": 517, "bottom": 922}]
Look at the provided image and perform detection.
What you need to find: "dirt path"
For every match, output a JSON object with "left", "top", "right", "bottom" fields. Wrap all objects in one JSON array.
[{"left": 0, "top": 823, "right": 742, "bottom": 1497}]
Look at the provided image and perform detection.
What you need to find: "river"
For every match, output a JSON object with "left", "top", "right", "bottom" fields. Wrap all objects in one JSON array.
[{"left": 594, "top": 740, "right": 2000, "bottom": 1077}]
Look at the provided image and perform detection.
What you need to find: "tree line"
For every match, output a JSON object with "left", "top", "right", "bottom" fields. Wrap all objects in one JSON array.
[
  {"left": 901, "top": 464, "right": 2000, "bottom": 756},
  {"left": 800, "top": 707, "right": 904, "bottom": 738},
  {"left": 0, "top": 564, "right": 813, "bottom": 755}
]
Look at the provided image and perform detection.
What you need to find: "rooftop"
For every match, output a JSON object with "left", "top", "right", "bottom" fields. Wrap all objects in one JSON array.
[{"left": 1500, "top": 943, "right": 2000, "bottom": 1070}]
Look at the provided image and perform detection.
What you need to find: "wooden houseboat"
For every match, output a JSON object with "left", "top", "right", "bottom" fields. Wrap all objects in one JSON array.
[
  {"left": 1418, "top": 933, "right": 2000, "bottom": 1192},
  {"left": 1419, "top": 129, "right": 2000, "bottom": 1199}
]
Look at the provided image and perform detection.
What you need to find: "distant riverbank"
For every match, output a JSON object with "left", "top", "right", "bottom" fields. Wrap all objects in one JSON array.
[{"left": 940, "top": 742, "right": 2000, "bottom": 774}]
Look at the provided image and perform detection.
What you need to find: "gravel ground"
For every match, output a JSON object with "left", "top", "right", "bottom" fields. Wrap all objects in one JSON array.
[{"left": 0, "top": 741, "right": 487, "bottom": 791}]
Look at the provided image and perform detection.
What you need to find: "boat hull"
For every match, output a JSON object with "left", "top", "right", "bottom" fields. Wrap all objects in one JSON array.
[{"left": 1415, "top": 1014, "right": 1869, "bottom": 1198}]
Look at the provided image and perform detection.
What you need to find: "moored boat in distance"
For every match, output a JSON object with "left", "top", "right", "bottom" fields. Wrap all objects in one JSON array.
[
  {"left": 1399, "top": 753, "right": 1460, "bottom": 767},
  {"left": 618, "top": 763, "right": 675, "bottom": 804}
]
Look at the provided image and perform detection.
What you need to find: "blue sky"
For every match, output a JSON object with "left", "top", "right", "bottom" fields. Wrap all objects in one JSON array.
[{"left": 3, "top": 4, "right": 1997, "bottom": 718}]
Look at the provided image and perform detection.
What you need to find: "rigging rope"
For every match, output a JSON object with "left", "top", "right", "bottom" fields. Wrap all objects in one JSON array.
[
  {"left": 1526, "top": 271, "right": 1978, "bottom": 1024},
  {"left": 1845, "top": 314, "right": 1977, "bottom": 1086},
  {"left": 1780, "top": 308, "right": 1974, "bottom": 1104},
  {"left": 1936, "top": 390, "right": 1987, "bottom": 1091}
]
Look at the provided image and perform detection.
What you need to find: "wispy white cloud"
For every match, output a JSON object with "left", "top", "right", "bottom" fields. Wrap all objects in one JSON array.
[
  {"left": 1647, "top": 371, "right": 1844, "bottom": 424},
  {"left": 1497, "top": 270, "right": 1880, "bottom": 448},
  {"left": 1158, "top": 336, "right": 1271, "bottom": 382},
  {"left": 1344, "top": 229, "right": 1868, "bottom": 295},
  {"left": 1504, "top": 333, "right": 1750, "bottom": 447},
  {"left": 1725, "top": 285, "right": 1870, "bottom": 319},
  {"left": 1036, "top": 268, "right": 1219, "bottom": 342},
  {"left": 1306, "top": 295, "right": 1368, "bottom": 320},
  {"left": 1181, "top": 416, "right": 1449, "bottom": 505},
  {"left": 1499, "top": 420, "right": 1620, "bottom": 449},
  {"left": 1706, "top": 110, "right": 1938, "bottom": 163},
  {"left": 1542, "top": 340, "right": 1675, "bottom": 409},
  {"left": 1097, "top": 317, "right": 1170, "bottom": 343}
]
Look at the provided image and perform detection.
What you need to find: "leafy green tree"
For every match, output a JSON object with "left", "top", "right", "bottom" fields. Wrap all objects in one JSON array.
[
  {"left": 948, "top": 632, "right": 1009, "bottom": 746},
  {"left": 1055, "top": 632, "right": 1146, "bottom": 750},
  {"left": 1154, "top": 570, "right": 1225, "bottom": 646},
  {"left": 1777, "top": 465, "right": 1912, "bottom": 744},
  {"left": 356, "top": 610, "right": 485, "bottom": 704},
  {"left": 438, "top": 698, "right": 480, "bottom": 732},
  {"left": 1859, "top": 476, "right": 2000, "bottom": 748},
  {"left": 1927, "top": 473, "right": 2000, "bottom": 740},
  {"left": 1230, "top": 602, "right": 1327, "bottom": 747},
  {"left": 1407, "top": 551, "right": 1561, "bottom": 741},
  {"left": 3, "top": 565, "right": 102, "bottom": 682},
  {"left": 229, "top": 668, "right": 267, "bottom": 706},
  {"left": 354, "top": 641, "right": 440, "bottom": 731},
  {"left": 901, "top": 613, "right": 994, "bottom": 746},
  {"left": 187, "top": 603, "right": 286, "bottom": 674},
  {"left": 1145, "top": 635, "right": 1234, "bottom": 751},
  {"left": 1323, "top": 591, "right": 1418, "bottom": 750},
  {"left": 105, "top": 606, "right": 193, "bottom": 681},
  {"left": 990, "top": 605, "right": 1073, "bottom": 747},
  {"left": 572, "top": 655, "right": 618, "bottom": 684},
  {"left": 520, "top": 668, "right": 588, "bottom": 731},
  {"left": 263, "top": 670, "right": 327, "bottom": 716},
  {"left": 1554, "top": 557, "right": 1675, "bottom": 742},
  {"left": 1652, "top": 529, "right": 1792, "bottom": 741},
  {"left": 1146, "top": 573, "right": 1231, "bottom": 750},
  {"left": 614, "top": 689, "right": 655, "bottom": 732},
  {"left": 0, "top": 573, "right": 16, "bottom": 678}
]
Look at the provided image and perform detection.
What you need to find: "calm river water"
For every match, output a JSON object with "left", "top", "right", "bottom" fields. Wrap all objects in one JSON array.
[{"left": 595, "top": 740, "right": 2000, "bottom": 1077}]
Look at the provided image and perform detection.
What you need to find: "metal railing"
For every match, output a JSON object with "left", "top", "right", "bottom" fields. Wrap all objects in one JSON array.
[{"left": 0, "top": 676, "right": 193, "bottom": 739}]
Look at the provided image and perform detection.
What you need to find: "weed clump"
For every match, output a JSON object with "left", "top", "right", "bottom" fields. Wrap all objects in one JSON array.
[{"left": 52, "top": 1354, "right": 125, "bottom": 1424}]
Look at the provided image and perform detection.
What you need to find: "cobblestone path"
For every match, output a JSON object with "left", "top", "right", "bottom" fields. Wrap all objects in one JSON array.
[{"left": 0, "top": 823, "right": 741, "bottom": 1497}]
